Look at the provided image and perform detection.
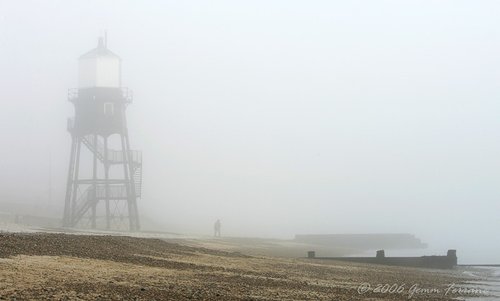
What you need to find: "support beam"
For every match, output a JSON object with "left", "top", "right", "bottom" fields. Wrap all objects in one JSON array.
[
  {"left": 91, "top": 135, "right": 98, "bottom": 229},
  {"left": 104, "top": 137, "right": 110, "bottom": 230},
  {"left": 62, "top": 136, "right": 77, "bottom": 227}
]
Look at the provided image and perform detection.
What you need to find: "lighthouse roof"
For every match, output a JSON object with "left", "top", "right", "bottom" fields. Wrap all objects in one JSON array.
[{"left": 79, "top": 37, "right": 121, "bottom": 60}]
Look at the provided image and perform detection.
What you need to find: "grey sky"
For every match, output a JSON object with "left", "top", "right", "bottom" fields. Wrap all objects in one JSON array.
[{"left": 0, "top": 1, "right": 499, "bottom": 263}]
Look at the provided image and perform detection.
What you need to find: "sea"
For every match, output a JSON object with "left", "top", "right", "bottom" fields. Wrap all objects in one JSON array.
[
  {"left": 349, "top": 249, "right": 500, "bottom": 300},
  {"left": 461, "top": 266, "right": 500, "bottom": 301}
]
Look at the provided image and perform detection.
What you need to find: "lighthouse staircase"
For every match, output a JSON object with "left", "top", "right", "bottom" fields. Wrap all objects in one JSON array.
[{"left": 70, "top": 135, "right": 142, "bottom": 227}]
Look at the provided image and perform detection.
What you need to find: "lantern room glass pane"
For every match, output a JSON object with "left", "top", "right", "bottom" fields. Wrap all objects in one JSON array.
[{"left": 78, "top": 56, "right": 121, "bottom": 88}]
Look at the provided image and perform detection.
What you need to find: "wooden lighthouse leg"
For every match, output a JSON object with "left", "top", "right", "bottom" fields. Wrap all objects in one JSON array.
[
  {"left": 63, "top": 136, "right": 77, "bottom": 227},
  {"left": 91, "top": 134, "right": 98, "bottom": 229},
  {"left": 120, "top": 132, "right": 135, "bottom": 231},
  {"left": 70, "top": 138, "right": 82, "bottom": 226},
  {"left": 124, "top": 132, "right": 140, "bottom": 231},
  {"left": 104, "top": 137, "right": 111, "bottom": 230}
]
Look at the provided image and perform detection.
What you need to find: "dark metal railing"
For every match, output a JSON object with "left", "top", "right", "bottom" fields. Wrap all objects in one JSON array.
[
  {"left": 95, "top": 184, "right": 128, "bottom": 199},
  {"left": 67, "top": 87, "right": 133, "bottom": 103},
  {"left": 81, "top": 135, "right": 142, "bottom": 165}
]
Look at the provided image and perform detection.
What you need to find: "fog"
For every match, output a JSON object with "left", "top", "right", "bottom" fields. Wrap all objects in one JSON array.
[{"left": 0, "top": 1, "right": 499, "bottom": 263}]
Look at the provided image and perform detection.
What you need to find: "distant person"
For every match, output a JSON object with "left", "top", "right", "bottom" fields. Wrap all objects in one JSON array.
[{"left": 214, "top": 219, "right": 221, "bottom": 237}]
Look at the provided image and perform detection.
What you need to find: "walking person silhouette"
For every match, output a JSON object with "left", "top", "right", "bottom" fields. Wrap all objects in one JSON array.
[{"left": 214, "top": 219, "right": 221, "bottom": 237}]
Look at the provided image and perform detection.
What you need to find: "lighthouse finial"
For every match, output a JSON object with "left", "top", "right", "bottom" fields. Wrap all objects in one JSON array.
[{"left": 97, "top": 36, "right": 104, "bottom": 48}]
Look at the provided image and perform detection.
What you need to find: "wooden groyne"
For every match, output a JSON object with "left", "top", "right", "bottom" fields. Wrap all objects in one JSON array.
[{"left": 306, "top": 249, "right": 457, "bottom": 269}]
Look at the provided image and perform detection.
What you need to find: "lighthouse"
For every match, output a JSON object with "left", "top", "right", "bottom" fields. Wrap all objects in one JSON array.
[{"left": 63, "top": 37, "right": 141, "bottom": 231}]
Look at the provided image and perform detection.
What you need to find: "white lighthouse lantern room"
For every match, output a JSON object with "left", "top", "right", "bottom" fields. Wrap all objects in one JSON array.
[{"left": 78, "top": 37, "right": 121, "bottom": 89}]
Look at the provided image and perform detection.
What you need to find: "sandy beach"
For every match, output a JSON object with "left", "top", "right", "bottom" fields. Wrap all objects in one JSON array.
[{"left": 0, "top": 232, "right": 481, "bottom": 300}]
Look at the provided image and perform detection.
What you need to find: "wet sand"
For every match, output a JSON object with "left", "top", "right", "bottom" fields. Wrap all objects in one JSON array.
[{"left": 0, "top": 232, "right": 478, "bottom": 300}]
